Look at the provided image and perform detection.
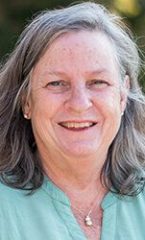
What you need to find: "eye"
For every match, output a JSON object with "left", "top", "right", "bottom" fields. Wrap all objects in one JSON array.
[
  {"left": 46, "top": 80, "right": 70, "bottom": 92},
  {"left": 47, "top": 81, "right": 63, "bottom": 86},
  {"left": 87, "top": 79, "right": 109, "bottom": 89}
]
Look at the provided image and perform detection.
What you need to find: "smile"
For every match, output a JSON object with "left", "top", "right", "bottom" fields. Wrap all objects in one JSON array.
[{"left": 59, "top": 122, "right": 96, "bottom": 130}]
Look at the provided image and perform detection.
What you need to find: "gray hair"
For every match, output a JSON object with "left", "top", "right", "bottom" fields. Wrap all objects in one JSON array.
[{"left": 0, "top": 1, "right": 145, "bottom": 194}]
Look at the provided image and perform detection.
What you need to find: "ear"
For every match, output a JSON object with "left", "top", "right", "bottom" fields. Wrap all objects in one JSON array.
[
  {"left": 22, "top": 94, "right": 32, "bottom": 119},
  {"left": 120, "top": 75, "right": 130, "bottom": 113}
]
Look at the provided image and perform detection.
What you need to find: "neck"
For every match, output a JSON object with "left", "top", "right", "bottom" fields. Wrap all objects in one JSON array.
[
  {"left": 39, "top": 148, "right": 108, "bottom": 239},
  {"left": 38, "top": 148, "right": 107, "bottom": 203},
  {"left": 44, "top": 159, "right": 107, "bottom": 210}
]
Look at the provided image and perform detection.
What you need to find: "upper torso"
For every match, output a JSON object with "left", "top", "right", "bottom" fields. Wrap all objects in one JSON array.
[{"left": 0, "top": 177, "right": 145, "bottom": 240}]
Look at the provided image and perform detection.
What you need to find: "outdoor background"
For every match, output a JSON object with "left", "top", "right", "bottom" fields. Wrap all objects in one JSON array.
[{"left": 0, "top": 0, "right": 145, "bottom": 88}]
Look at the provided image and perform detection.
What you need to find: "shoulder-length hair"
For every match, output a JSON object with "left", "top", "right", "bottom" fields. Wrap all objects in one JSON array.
[{"left": 0, "top": 2, "right": 145, "bottom": 195}]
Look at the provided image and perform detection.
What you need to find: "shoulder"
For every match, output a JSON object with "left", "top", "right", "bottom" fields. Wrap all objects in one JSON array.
[
  {"left": 118, "top": 188, "right": 145, "bottom": 208},
  {"left": 0, "top": 180, "right": 54, "bottom": 220},
  {"left": 0, "top": 181, "right": 20, "bottom": 198},
  {"left": 102, "top": 188, "right": 145, "bottom": 211},
  {"left": 115, "top": 189, "right": 145, "bottom": 219},
  {"left": 0, "top": 182, "right": 29, "bottom": 209},
  {"left": 101, "top": 189, "right": 145, "bottom": 239},
  {"left": 132, "top": 187, "right": 145, "bottom": 208},
  {"left": 0, "top": 180, "right": 49, "bottom": 210}
]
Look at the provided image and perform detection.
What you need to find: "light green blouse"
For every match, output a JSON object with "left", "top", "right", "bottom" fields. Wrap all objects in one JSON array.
[{"left": 0, "top": 177, "right": 145, "bottom": 240}]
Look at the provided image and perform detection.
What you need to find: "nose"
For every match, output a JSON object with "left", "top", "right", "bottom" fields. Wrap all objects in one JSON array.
[{"left": 64, "top": 85, "right": 93, "bottom": 114}]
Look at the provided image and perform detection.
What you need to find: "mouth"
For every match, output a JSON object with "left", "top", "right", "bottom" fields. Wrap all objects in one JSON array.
[{"left": 58, "top": 121, "right": 97, "bottom": 131}]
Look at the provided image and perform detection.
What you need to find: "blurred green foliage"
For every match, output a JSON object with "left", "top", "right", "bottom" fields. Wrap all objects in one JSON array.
[{"left": 0, "top": 0, "right": 145, "bottom": 89}]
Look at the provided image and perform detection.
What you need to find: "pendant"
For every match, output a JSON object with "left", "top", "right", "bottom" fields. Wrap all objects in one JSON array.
[{"left": 84, "top": 215, "right": 93, "bottom": 226}]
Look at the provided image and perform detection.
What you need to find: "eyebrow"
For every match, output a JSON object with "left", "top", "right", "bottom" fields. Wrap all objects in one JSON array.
[
  {"left": 43, "top": 68, "right": 109, "bottom": 76},
  {"left": 85, "top": 69, "right": 110, "bottom": 75},
  {"left": 43, "top": 70, "right": 67, "bottom": 76}
]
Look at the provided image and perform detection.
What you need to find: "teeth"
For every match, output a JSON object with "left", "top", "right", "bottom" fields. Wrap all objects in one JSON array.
[{"left": 60, "top": 122, "right": 94, "bottom": 128}]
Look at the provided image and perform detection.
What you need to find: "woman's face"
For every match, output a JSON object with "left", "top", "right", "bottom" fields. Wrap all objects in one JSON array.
[{"left": 25, "top": 30, "right": 128, "bottom": 159}]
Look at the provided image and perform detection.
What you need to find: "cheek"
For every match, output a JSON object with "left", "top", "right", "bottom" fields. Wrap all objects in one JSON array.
[
  {"left": 95, "top": 93, "right": 122, "bottom": 143},
  {"left": 31, "top": 92, "right": 63, "bottom": 119},
  {"left": 30, "top": 103, "right": 55, "bottom": 146},
  {"left": 30, "top": 94, "right": 67, "bottom": 142},
  {"left": 94, "top": 90, "right": 122, "bottom": 116}
]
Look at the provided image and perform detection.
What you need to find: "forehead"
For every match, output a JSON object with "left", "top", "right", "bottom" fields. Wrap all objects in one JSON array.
[{"left": 32, "top": 30, "right": 119, "bottom": 79}]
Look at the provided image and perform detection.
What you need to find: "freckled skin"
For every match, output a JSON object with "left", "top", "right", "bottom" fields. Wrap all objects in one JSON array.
[{"left": 25, "top": 30, "right": 128, "bottom": 166}]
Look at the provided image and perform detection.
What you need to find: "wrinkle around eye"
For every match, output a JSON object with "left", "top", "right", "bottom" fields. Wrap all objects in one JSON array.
[
  {"left": 45, "top": 80, "right": 71, "bottom": 93},
  {"left": 87, "top": 79, "right": 110, "bottom": 89}
]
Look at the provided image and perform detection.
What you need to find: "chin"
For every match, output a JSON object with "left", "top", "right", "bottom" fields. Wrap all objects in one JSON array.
[{"left": 62, "top": 142, "right": 99, "bottom": 158}]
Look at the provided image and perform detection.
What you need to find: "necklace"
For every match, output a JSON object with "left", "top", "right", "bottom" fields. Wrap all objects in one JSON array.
[
  {"left": 84, "top": 209, "right": 94, "bottom": 226},
  {"left": 71, "top": 183, "right": 108, "bottom": 228},
  {"left": 84, "top": 196, "right": 101, "bottom": 227},
  {"left": 72, "top": 191, "right": 103, "bottom": 227}
]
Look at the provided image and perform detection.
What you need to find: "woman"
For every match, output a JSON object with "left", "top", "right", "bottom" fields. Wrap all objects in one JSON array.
[{"left": 0, "top": 2, "right": 145, "bottom": 240}]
